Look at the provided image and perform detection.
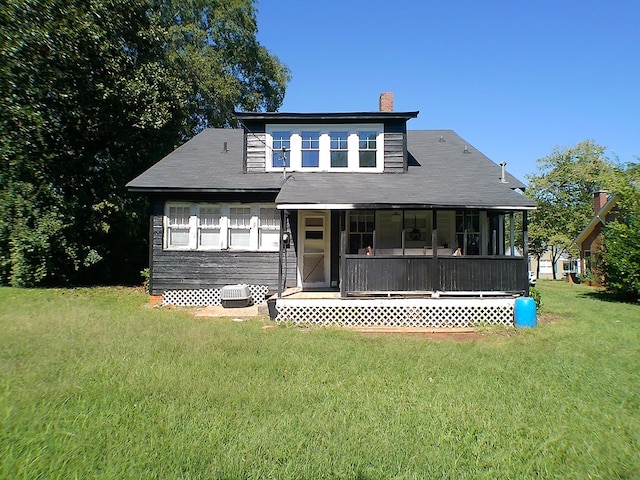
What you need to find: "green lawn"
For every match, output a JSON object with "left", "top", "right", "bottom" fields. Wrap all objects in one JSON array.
[{"left": 1, "top": 282, "right": 638, "bottom": 479}]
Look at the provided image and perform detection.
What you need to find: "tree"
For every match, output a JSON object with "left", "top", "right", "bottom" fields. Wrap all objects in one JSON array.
[
  {"left": 526, "top": 141, "right": 619, "bottom": 279},
  {"left": 599, "top": 163, "right": 640, "bottom": 300},
  {"left": 0, "top": 0, "right": 289, "bottom": 286}
]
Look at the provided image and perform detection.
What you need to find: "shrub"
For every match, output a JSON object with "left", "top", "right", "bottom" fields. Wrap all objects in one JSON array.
[
  {"left": 529, "top": 287, "right": 542, "bottom": 309},
  {"left": 602, "top": 219, "right": 640, "bottom": 301}
]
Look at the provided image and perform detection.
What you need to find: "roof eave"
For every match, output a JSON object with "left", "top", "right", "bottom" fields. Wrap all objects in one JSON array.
[
  {"left": 235, "top": 111, "right": 419, "bottom": 122},
  {"left": 277, "top": 202, "right": 537, "bottom": 211},
  {"left": 574, "top": 194, "right": 619, "bottom": 246},
  {"left": 127, "top": 187, "right": 282, "bottom": 194}
]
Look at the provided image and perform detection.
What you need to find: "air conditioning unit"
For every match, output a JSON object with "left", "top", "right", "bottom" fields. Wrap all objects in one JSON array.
[{"left": 220, "top": 284, "right": 253, "bottom": 308}]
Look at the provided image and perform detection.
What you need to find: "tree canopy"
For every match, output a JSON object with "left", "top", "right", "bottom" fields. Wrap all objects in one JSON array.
[
  {"left": 525, "top": 140, "right": 619, "bottom": 279},
  {"left": 0, "top": 0, "right": 289, "bottom": 286},
  {"left": 599, "top": 163, "right": 640, "bottom": 301}
]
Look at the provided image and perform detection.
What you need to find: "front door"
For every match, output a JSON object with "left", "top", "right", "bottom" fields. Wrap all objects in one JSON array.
[{"left": 299, "top": 210, "right": 329, "bottom": 288}]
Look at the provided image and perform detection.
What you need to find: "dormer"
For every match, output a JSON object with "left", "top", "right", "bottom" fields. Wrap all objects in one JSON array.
[{"left": 236, "top": 93, "right": 418, "bottom": 174}]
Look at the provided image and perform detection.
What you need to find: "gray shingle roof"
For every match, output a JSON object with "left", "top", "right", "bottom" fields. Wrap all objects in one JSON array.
[
  {"left": 127, "top": 128, "right": 536, "bottom": 210},
  {"left": 126, "top": 129, "right": 284, "bottom": 192}
]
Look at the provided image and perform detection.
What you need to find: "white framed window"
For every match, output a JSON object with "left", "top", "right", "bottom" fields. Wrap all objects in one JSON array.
[
  {"left": 330, "top": 131, "right": 349, "bottom": 168},
  {"left": 228, "top": 206, "right": 252, "bottom": 249},
  {"left": 259, "top": 206, "right": 280, "bottom": 251},
  {"left": 301, "top": 131, "right": 320, "bottom": 167},
  {"left": 272, "top": 131, "right": 290, "bottom": 167},
  {"left": 266, "top": 124, "right": 383, "bottom": 172},
  {"left": 197, "top": 206, "right": 221, "bottom": 249},
  {"left": 359, "top": 131, "right": 377, "bottom": 168},
  {"left": 166, "top": 205, "right": 192, "bottom": 248},
  {"left": 164, "top": 202, "right": 280, "bottom": 252}
]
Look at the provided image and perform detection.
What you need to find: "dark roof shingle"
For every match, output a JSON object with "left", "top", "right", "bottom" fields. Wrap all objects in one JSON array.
[{"left": 127, "top": 128, "right": 536, "bottom": 209}]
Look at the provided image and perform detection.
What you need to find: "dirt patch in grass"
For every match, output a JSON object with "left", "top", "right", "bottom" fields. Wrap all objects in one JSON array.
[
  {"left": 360, "top": 330, "right": 489, "bottom": 342},
  {"left": 406, "top": 331, "right": 489, "bottom": 341},
  {"left": 537, "top": 313, "right": 565, "bottom": 325}
]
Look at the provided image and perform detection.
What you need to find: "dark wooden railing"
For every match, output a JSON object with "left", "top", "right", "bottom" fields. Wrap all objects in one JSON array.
[{"left": 342, "top": 254, "right": 527, "bottom": 295}]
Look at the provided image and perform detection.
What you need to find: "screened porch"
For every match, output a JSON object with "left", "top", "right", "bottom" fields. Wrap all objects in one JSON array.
[{"left": 277, "top": 208, "right": 530, "bottom": 298}]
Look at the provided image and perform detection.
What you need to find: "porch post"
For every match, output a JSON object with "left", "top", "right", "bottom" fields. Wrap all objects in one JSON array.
[
  {"left": 432, "top": 209, "right": 439, "bottom": 292},
  {"left": 340, "top": 211, "right": 346, "bottom": 298},
  {"left": 277, "top": 209, "right": 284, "bottom": 298},
  {"left": 523, "top": 210, "right": 529, "bottom": 295},
  {"left": 510, "top": 212, "right": 515, "bottom": 256}
]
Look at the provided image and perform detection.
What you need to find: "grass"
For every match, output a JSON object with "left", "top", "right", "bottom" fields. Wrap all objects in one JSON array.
[{"left": 1, "top": 282, "right": 639, "bottom": 479}]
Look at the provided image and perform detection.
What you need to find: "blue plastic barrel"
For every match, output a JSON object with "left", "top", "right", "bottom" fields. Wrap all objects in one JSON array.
[{"left": 514, "top": 297, "right": 537, "bottom": 328}]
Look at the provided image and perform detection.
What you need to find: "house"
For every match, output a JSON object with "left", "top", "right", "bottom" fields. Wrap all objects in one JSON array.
[
  {"left": 529, "top": 249, "right": 578, "bottom": 280},
  {"left": 127, "top": 93, "right": 537, "bottom": 327},
  {"left": 574, "top": 191, "right": 618, "bottom": 283}
]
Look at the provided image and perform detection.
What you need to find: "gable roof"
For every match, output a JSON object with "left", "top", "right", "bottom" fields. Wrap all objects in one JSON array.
[
  {"left": 126, "top": 128, "right": 536, "bottom": 210},
  {"left": 574, "top": 194, "right": 619, "bottom": 247}
]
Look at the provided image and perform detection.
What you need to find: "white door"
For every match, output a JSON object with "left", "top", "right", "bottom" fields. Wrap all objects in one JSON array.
[{"left": 299, "top": 211, "right": 329, "bottom": 288}]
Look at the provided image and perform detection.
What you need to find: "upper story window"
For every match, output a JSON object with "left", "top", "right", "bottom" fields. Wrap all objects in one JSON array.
[
  {"left": 266, "top": 124, "right": 383, "bottom": 172},
  {"left": 164, "top": 203, "right": 280, "bottom": 252},
  {"left": 330, "top": 131, "right": 348, "bottom": 168},
  {"left": 301, "top": 131, "right": 320, "bottom": 167},
  {"left": 359, "top": 131, "right": 377, "bottom": 168},
  {"left": 272, "top": 131, "right": 290, "bottom": 167}
]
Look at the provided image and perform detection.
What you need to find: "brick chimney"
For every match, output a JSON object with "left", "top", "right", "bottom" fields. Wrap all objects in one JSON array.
[
  {"left": 379, "top": 92, "right": 393, "bottom": 112},
  {"left": 594, "top": 190, "right": 608, "bottom": 213}
]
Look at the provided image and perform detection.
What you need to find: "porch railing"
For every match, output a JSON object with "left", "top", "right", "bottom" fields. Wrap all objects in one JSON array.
[{"left": 342, "top": 254, "right": 527, "bottom": 295}]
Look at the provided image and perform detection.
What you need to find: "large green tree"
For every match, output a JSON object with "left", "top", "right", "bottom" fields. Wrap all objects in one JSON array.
[
  {"left": 0, "top": 0, "right": 289, "bottom": 286},
  {"left": 526, "top": 141, "right": 619, "bottom": 279},
  {"left": 599, "top": 163, "right": 640, "bottom": 301}
]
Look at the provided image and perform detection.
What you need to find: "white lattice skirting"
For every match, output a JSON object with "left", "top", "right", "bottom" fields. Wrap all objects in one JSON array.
[
  {"left": 162, "top": 285, "right": 270, "bottom": 306},
  {"left": 275, "top": 298, "right": 515, "bottom": 328}
]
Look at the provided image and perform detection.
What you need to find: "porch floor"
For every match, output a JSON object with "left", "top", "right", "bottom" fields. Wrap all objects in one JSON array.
[{"left": 278, "top": 287, "right": 340, "bottom": 299}]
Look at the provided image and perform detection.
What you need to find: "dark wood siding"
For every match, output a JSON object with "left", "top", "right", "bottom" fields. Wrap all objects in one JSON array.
[
  {"left": 151, "top": 249, "right": 297, "bottom": 294},
  {"left": 245, "top": 132, "right": 267, "bottom": 172},
  {"left": 149, "top": 208, "right": 297, "bottom": 296},
  {"left": 343, "top": 255, "right": 527, "bottom": 293},
  {"left": 383, "top": 131, "right": 405, "bottom": 173}
]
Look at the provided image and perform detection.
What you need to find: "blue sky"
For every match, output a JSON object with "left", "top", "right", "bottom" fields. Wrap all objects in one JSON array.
[{"left": 255, "top": 0, "right": 639, "bottom": 182}]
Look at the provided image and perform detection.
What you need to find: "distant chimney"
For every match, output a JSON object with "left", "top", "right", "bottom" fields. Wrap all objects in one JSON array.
[
  {"left": 379, "top": 92, "right": 393, "bottom": 112},
  {"left": 594, "top": 190, "right": 608, "bottom": 213}
]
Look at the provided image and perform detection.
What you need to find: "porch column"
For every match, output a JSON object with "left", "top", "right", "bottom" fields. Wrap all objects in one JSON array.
[
  {"left": 278, "top": 209, "right": 285, "bottom": 298},
  {"left": 432, "top": 209, "right": 439, "bottom": 292},
  {"left": 340, "top": 211, "right": 346, "bottom": 298},
  {"left": 510, "top": 213, "right": 515, "bottom": 256}
]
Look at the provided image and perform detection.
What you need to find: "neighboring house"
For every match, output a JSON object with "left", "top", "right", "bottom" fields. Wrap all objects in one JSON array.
[
  {"left": 574, "top": 191, "right": 618, "bottom": 281},
  {"left": 529, "top": 249, "right": 578, "bottom": 280},
  {"left": 127, "top": 93, "right": 537, "bottom": 326}
]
